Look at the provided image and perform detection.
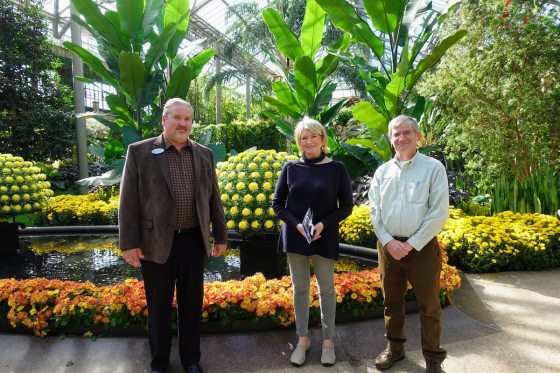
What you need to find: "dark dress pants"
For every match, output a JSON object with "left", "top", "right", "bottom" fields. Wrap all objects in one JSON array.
[
  {"left": 377, "top": 237, "right": 447, "bottom": 363},
  {"left": 141, "top": 228, "right": 206, "bottom": 371}
]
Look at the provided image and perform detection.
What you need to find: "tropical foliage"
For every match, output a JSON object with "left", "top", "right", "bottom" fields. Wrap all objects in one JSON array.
[
  {"left": 261, "top": 0, "right": 350, "bottom": 140},
  {"left": 0, "top": 0, "right": 74, "bottom": 162},
  {"left": 64, "top": 0, "right": 215, "bottom": 183},
  {"left": 0, "top": 252, "right": 461, "bottom": 336},
  {"left": 316, "top": 0, "right": 467, "bottom": 161}
]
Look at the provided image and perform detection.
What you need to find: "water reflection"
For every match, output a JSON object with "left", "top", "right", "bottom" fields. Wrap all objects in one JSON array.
[{"left": 0, "top": 235, "right": 374, "bottom": 286}]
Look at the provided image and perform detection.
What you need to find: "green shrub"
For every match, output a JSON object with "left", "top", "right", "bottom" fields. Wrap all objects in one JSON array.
[{"left": 191, "top": 120, "right": 285, "bottom": 153}]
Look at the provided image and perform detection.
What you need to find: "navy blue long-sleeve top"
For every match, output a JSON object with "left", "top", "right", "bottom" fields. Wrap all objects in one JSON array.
[{"left": 272, "top": 159, "right": 353, "bottom": 260}]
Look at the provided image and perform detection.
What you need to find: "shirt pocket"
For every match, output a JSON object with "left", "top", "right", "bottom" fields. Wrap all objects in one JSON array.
[{"left": 406, "top": 179, "right": 430, "bottom": 205}]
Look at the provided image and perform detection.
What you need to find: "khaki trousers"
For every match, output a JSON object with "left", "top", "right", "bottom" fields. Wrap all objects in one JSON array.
[{"left": 377, "top": 237, "right": 447, "bottom": 363}]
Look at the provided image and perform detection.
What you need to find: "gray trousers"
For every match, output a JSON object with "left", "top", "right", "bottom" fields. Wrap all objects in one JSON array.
[{"left": 287, "top": 253, "right": 336, "bottom": 339}]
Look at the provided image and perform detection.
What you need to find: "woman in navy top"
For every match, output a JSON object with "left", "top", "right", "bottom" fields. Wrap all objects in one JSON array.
[{"left": 273, "top": 118, "right": 352, "bottom": 367}]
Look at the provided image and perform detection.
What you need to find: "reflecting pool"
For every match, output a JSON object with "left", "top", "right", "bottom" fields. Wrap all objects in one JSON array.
[{"left": 0, "top": 235, "right": 376, "bottom": 286}]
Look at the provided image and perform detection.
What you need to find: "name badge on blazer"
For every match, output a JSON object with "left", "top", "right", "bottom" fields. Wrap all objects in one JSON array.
[{"left": 151, "top": 148, "right": 164, "bottom": 155}]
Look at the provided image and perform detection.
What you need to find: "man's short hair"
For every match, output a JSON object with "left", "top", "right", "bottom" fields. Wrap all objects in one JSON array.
[
  {"left": 294, "top": 117, "right": 331, "bottom": 154},
  {"left": 388, "top": 115, "right": 419, "bottom": 138},
  {"left": 162, "top": 98, "right": 193, "bottom": 118}
]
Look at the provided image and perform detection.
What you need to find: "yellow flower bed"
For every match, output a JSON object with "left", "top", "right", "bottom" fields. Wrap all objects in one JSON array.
[
  {"left": 37, "top": 194, "right": 119, "bottom": 226},
  {"left": 440, "top": 209, "right": 560, "bottom": 272},
  {"left": 0, "top": 246, "right": 461, "bottom": 336},
  {"left": 339, "top": 204, "right": 375, "bottom": 247}
]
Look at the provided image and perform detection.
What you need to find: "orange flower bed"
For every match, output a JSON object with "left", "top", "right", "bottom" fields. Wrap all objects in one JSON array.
[{"left": 0, "top": 248, "right": 461, "bottom": 337}]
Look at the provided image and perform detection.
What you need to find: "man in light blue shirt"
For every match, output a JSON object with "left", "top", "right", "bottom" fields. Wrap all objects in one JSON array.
[{"left": 368, "top": 115, "right": 449, "bottom": 373}]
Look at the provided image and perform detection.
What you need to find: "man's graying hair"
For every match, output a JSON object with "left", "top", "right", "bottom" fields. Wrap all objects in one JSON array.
[
  {"left": 162, "top": 98, "right": 193, "bottom": 118},
  {"left": 388, "top": 115, "right": 419, "bottom": 138}
]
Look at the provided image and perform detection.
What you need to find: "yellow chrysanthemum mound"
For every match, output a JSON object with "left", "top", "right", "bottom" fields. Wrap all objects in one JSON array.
[
  {"left": 216, "top": 149, "right": 297, "bottom": 236},
  {"left": 0, "top": 153, "right": 53, "bottom": 217},
  {"left": 440, "top": 209, "right": 560, "bottom": 273},
  {"left": 339, "top": 204, "right": 376, "bottom": 247},
  {"left": 37, "top": 194, "right": 119, "bottom": 226}
]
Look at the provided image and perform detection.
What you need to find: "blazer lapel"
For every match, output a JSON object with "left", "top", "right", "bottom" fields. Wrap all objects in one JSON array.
[
  {"left": 153, "top": 135, "right": 174, "bottom": 199},
  {"left": 191, "top": 141, "right": 202, "bottom": 199}
]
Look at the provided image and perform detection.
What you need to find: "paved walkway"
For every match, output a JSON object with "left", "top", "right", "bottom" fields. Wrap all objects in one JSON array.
[{"left": 1, "top": 268, "right": 559, "bottom": 373}]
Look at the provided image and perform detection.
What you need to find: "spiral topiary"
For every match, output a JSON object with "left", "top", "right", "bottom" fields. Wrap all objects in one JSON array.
[
  {"left": 216, "top": 149, "right": 297, "bottom": 236},
  {"left": 0, "top": 153, "right": 54, "bottom": 218}
]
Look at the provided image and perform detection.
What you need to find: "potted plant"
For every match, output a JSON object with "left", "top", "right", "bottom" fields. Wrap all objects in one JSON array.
[
  {"left": 217, "top": 149, "right": 297, "bottom": 278},
  {"left": 0, "top": 153, "right": 53, "bottom": 256}
]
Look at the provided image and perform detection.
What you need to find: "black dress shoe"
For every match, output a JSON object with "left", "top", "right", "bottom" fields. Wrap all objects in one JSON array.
[{"left": 185, "top": 363, "right": 203, "bottom": 373}]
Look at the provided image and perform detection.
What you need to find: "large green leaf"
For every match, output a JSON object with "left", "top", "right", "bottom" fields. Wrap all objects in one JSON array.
[
  {"left": 300, "top": 0, "right": 326, "bottom": 58},
  {"left": 164, "top": 0, "right": 190, "bottom": 58},
  {"left": 363, "top": 0, "right": 403, "bottom": 34},
  {"left": 316, "top": 0, "right": 384, "bottom": 57},
  {"left": 384, "top": 46, "right": 410, "bottom": 117},
  {"left": 140, "top": 70, "right": 164, "bottom": 107},
  {"left": 264, "top": 96, "right": 301, "bottom": 119},
  {"left": 272, "top": 81, "right": 303, "bottom": 111},
  {"left": 187, "top": 48, "right": 215, "bottom": 78},
  {"left": 262, "top": 8, "right": 304, "bottom": 61},
  {"left": 320, "top": 97, "right": 348, "bottom": 125},
  {"left": 106, "top": 94, "right": 133, "bottom": 122},
  {"left": 309, "top": 81, "right": 337, "bottom": 117},
  {"left": 273, "top": 118, "right": 295, "bottom": 142},
  {"left": 330, "top": 32, "right": 351, "bottom": 52},
  {"left": 316, "top": 53, "right": 339, "bottom": 88},
  {"left": 119, "top": 52, "right": 146, "bottom": 101},
  {"left": 63, "top": 42, "right": 120, "bottom": 89},
  {"left": 166, "top": 65, "right": 194, "bottom": 99},
  {"left": 143, "top": 0, "right": 164, "bottom": 37},
  {"left": 144, "top": 23, "right": 177, "bottom": 72},
  {"left": 294, "top": 56, "right": 317, "bottom": 110},
  {"left": 407, "top": 29, "right": 467, "bottom": 89},
  {"left": 117, "top": 0, "right": 144, "bottom": 49},
  {"left": 71, "top": 0, "right": 128, "bottom": 51},
  {"left": 352, "top": 101, "right": 388, "bottom": 135},
  {"left": 122, "top": 126, "right": 142, "bottom": 147}
]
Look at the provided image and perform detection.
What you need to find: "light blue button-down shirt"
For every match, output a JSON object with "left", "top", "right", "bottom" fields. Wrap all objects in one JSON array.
[{"left": 368, "top": 151, "right": 449, "bottom": 251}]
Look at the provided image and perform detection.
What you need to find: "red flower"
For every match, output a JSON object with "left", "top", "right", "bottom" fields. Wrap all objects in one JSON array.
[
  {"left": 505, "top": 0, "right": 511, "bottom": 6},
  {"left": 502, "top": 12, "right": 510, "bottom": 18},
  {"left": 522, "top": 16, "right": 530, "bottom": 22}
]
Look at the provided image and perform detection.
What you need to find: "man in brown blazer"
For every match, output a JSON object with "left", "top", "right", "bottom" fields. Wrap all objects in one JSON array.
[{"left": 119, "top": 98, "right": 227, "bottom": 373}]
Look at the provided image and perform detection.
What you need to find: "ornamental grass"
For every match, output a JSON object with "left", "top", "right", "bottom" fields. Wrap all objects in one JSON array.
[
  {"left": 35, "top": 194, "right": 119, "bottom": 226},
  {"left": 440, "top": 208, "right": 560, "bottom": 273},
  {"left": 0, "top": 247, "right": 460, "bottom": 336}
]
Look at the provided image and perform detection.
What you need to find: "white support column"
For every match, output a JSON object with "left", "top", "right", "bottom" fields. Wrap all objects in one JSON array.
[{"left": 70, "top": 3, "right": 89, "bottom": 194}]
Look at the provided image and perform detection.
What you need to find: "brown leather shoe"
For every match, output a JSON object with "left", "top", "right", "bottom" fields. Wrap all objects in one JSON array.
[
  {"left": 425, "top": 360, "right": 442, "bottom": 373},
  {"left": 374, "top": 348, "right": 405, "bottom": 370}
]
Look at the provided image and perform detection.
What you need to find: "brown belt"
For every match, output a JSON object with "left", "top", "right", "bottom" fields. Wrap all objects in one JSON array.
[{"left": 393, "top": 236, "right": 409, "bottom": 242}]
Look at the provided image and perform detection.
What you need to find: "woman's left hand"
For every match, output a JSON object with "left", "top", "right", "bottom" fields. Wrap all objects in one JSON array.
[{"left": 312, "top": 222, "right": 324, "bottom": 241}]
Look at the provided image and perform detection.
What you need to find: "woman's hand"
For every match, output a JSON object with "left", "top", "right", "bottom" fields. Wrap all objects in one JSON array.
[
  {"left": 312, "top": 222, "right": 323, "bottom": 240},
  {"left": 296, "top": 224, "right": 306, "bottom": 239}
]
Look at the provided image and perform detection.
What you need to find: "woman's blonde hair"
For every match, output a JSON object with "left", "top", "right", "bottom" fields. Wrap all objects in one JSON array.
[{"left": 294, "top": 117, "right": 330, "bottom": 155}]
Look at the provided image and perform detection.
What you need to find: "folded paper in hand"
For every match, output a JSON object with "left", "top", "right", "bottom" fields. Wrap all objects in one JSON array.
[{"left": 302, "top": 208, "right": 314, "bottom": 244}]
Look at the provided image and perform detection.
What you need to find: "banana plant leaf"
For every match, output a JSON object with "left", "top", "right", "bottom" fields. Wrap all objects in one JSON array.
[
  {"left": 117, "top": 0, "right": 144, "bottom": 50},
  {"left": 63, "top": 42, "right": 120, "bottom": 88},
  {"left": 300, "top": 0, "right": 326, "bottom": 57},
  {"left": 272, "top": 82, "right": 302, "bottom": 112},
  {"left": 363, "top": 0, "right": 403, "bottom": 34},
  {"left": 316, "top": 0, "right": 384, "bottom": 58},
  {"left": 294, "top": 56, "right": 318, "bottom": 110},
  {"left": 119, "top": 52, "right": 146, "bottom": 101},
  {"left": 166, "top": 65, "right": 194, "bottom": 99},
  {"left": 187, "top": 48, "right": 216, "bottom": 78},
  {"left": 262, "top": 8, "right": 304, "bottom": 61},
  {"left": 308, "top": 81, "right": 337, "bottom": 117},
  {"left": 164, "top": 0, "right": 190, "bottom": 58}
]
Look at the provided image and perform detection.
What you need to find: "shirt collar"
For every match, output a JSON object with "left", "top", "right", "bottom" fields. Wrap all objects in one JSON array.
[
  {"left": 162, "top": 135, "right": 191, "bottom": 151},
  {"left": 391, "top": 149, "right": 419, "bottom": 168}
]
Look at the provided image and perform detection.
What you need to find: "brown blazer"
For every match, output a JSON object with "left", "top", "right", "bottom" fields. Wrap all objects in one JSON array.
[{"left": 118, "top": 134, "right": 227, "bottom": 264}]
